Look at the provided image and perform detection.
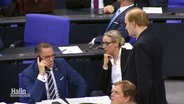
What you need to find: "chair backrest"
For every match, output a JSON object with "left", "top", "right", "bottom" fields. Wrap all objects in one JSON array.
[
  {"left": 24, "top": 14, "right": 70, "bottom": 47},
  {"left": 18, "top": 73, "right": 30, "bottom": 103}
]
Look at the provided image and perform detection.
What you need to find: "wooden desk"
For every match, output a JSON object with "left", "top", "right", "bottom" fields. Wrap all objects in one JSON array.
[{"left": 0, "top": 9, "right": 113, "bottom": 26}]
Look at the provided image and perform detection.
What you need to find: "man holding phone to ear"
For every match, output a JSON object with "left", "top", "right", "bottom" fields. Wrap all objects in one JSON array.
[{"left": 21, "top": 42, "right": 87, "bottom": 103}]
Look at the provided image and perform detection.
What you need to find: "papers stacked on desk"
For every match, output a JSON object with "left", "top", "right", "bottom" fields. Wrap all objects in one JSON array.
[
  {"left": 36, "top": 99, "right": 67, "bottom": 104},
  {"left": 66, "top": 96, "right": 111, "bottom": 104},
  {"left": 143, "top": 7, "right": 163, "bottom": 14},
  {"left": 58, "top": 46, "right": 83, "bottom": 54},
  {"left": 121, "top": 43, "right": 133, "bottom": 50}
]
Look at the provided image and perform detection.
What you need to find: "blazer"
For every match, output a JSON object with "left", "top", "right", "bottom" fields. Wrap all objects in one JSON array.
[
  {"left": 123, "top": 26, "right": 167, "bottom": 104},
  {"left": 99, "top": 48, "right": 130, "bottom": 95},
  {"left": 22, "top": 58, "right": 87, "bottom": 103},
  {"left": 95, "top": 5, "right": 134, "bottom": 44}
]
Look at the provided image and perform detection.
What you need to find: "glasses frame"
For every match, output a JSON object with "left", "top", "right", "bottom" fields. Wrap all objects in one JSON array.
[{"left": 101, "top": 41, "right": 116, "bottom": 47}]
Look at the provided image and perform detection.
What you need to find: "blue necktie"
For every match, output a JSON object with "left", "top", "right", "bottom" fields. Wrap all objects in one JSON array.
[{"left": 106, "top": 9, "right": 121, "bottom": 31}]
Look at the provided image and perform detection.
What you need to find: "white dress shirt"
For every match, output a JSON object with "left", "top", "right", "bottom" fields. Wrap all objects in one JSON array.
[{"left": 110, "top": 48, "right": 122, "bottom": 90}]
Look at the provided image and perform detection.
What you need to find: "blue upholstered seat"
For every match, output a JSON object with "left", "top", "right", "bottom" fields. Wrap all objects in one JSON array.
[
  {"left": 18, "top": 73, "right": 30, "bottom": 103},
  {"left": 24, "top": 14, "right": 70, "bottom": 47}
]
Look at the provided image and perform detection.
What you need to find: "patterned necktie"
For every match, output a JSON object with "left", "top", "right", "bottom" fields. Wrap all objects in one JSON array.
[
  {"left": 94, "top": 0, "right": 99, "bottom": 9},
  {"left": 46, "top": 71, "right": 56, "bottom": 99},
  {"left": 106, "top": 9, "right": 121, "bottom": 31}
]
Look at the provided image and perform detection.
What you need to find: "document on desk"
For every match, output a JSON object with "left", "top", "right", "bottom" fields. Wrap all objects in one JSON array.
[
  {"left": 143, "top": 7, "right": 163, "bottom": 14},
  {"left": 58, "top": 46, "right": 83, "bottom": 54},
  {"left": 66, "top": 96, "right": 111, "bottom": 104},
  {"left": 36, "top": 99, "right": 67, "bottom": 104},
  {"left": 121, "top": 43, "right": 133, "bottom": 50}
]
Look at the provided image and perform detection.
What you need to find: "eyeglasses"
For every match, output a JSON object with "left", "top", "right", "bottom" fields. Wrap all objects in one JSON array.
[{"left": 101, "top": 41, "right": 115, "bottom": 47}]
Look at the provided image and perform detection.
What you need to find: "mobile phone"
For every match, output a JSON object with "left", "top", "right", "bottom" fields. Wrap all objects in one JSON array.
[{"left": 36, "top": 55, "right": 50, "bottom": 71}]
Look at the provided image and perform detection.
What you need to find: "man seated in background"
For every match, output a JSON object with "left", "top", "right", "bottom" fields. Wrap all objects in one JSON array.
[
  {"left": 89, "top": 0, "right": 136, "bottom": 45},
  {"left": 21, "top": 42, "right": 87, "bottom": 103},
  {"left": 111, "top": 80, "right": 136, "bottom": 104}
]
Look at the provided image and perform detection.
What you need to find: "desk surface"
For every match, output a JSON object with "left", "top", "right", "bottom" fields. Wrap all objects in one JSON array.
[
  {"left": 0, "top": 8, "right": 184, "bottom": 26},
  {"left": 0, "top": 44, "right": 104, "bottom": 61},
  {"left": 0, "top": 9, "right": 113, "bottom": 25}
]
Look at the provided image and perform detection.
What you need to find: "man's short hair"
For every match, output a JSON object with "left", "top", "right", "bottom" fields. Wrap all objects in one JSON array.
[
  {"left": 114, "top": 80, "right": 136, "bottom": 101},
  {"left": 125, "top": 7, "right": 150, "bottom": 27},
  {"left": 34, "top": 42, "right": 52, "bottom": 54}
]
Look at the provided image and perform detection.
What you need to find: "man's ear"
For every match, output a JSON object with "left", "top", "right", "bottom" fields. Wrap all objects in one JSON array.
[{"left": 132, "top": 21, "right": 136, "bottom": 27}]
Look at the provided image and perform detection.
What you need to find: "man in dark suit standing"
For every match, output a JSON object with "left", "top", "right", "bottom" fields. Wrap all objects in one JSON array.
[
  {"left": 124, "top": 7, "right": 167, "bottom": 104},
  {"left": 22, "top": 42, "right": 87, "bottom": 103}
]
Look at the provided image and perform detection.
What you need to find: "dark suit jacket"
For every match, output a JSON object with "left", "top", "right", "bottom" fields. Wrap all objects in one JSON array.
[
  {"left": 22, "top": 58, "right": 87, "bottom": 103},
  {"left": 95, "top": 5, "right": 134, "bottom": 44},
  {"left": 123, "top": 26, "right": 167, "bottom": 104},
  {"left": 99, "top": 48, "right": 130, "bottom": 95}
]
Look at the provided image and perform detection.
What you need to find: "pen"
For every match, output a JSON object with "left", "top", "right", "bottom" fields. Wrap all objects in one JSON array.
[{"left": 61, "top": 49, "right": 67, "bottom": 53}]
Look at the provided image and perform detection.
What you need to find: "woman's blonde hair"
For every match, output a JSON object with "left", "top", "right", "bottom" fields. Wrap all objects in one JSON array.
[{"left": 104, "top": 30, "right": 125, "bottom": 47}]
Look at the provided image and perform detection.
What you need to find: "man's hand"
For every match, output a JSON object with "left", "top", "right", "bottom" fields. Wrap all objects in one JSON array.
[
  {"left": 103, "top": 5, "right": 115, "bottom": 14},
  {"left": 89, "top": 38, "right": 96, "bottom": 45}
]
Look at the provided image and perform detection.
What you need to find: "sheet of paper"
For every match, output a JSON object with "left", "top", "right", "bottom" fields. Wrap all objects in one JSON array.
[
  {"left": 36, "top": 99, "right": 67, "bottom": 104},
  {"left": 143, "top": 7, "right": 163, "bottom": 14},
  {"left": 58, "top": 46, "right": 83, "bottom": 54},
  {"left": 66, "top": 96, "right": 111, "bottom": 104},
  {"left": 121, "top": 43, "right": 133, "bottom": 50}
]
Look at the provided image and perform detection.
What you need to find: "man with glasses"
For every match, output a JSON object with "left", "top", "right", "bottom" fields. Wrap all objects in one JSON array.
[
  {"left": 21, "top": 42, "right": 87, "bottom": 103},
  {"left": 91, "top": 30, "right": 130, "bottom": 96}
]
